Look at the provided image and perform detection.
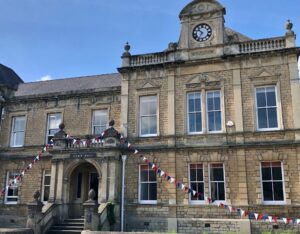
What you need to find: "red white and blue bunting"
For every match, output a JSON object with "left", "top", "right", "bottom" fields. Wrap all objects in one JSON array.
[{"left": 1, "top": 126, "right": 300, "bottom": 225}]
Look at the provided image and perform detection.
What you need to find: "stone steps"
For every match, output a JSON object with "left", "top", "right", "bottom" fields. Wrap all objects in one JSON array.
[{"left": 47, "top": 218, "right": 84, "bottom": 234}]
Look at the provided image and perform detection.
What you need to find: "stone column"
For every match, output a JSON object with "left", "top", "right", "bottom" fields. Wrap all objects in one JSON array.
[
  {"left": 26, "top": 191, "right": 43, "bottom": 234},
  {"left": 108, "top": 161, "right": 117, "bottom": 201},
  {"left": 99, "top": 160, "right": 108, "bottom": 203},
  {"left": 48, "top": 161, "right": 57, "bottom": 203},
  {"left": 83, "top": 189, "right": 99, "bottom": 231}
]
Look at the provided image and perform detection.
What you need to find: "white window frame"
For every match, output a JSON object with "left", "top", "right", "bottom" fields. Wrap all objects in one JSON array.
[
  {"left": 139, "top": 95, "right": 158, "bottom": 137},
  {"left": 5, "top": 171, "right": 20, "bottom": 205},
  {"left": 46, "top": 113, "right": 62, "bottom": 143},
  {"left": 260, "top": 161, "right": 286, "bottom": 205},
  {"left": 209, "top": 163, "right": 226, "bottom": 202},
  {"left": 92, "top": 109, "right": 108, "bottom": 135},
  {"left": 255, "top": 86, "right": 280, "bottom": 131},
  {"left": 41, "top": 170, "right": 51, "bottom": 204},
  {"left": 189, "top": 164, "right": 205, "bottom": 204},
  {"left": 206, "top": 90, "right": 223, "bottom": 133},
  {"left": 139, "top": 164, "right": 157, "bottom": 204},
  {"left": 10, "top": 116, "right": 26, "bottom": 147},
  {"left": 187, "top": 92, "right": 203, "bottom": 135}
]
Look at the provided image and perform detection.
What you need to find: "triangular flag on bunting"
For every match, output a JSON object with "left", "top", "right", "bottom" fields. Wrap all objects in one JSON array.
[
  {"left": 228, "top": 206, "right": 232, "bottom": 213},
  {"left": 254, "top": 213, "right": 259, "bottom": 220},
  {"left": 134, "top": 149, "right": 139, "bottom": 154},
  {"left": 151, "top": 164, "right": 156, "bottom": 169},
  {"left": 240, "top": 209, "right": 245, "bottom": 217},
  {"left": 192, "top": 190, "right": 196, "bottom": 197},
  {"left": 169, "top": 177, "right": 175, "bottom": 184},
  {"left": 36, "top": 155, "right": 40, "bottom": 161},
  {"left": 283, "top": 218, "right": 287, "bottom": 224},
  {"left": 29, "top": 163, "right": 32, "bottom": 169},
  {"left": 128, "top": 143, "right": 131, "bottom": 148},
  {"left": 21, "top": 171, "right": 25, "bottom": 176},
  {"left": 297, "top": 219, "right": 300, "bottom": 225},
  {"left": 268, "top": 216, "right": 273, "bottom": 223},
  {"left": 181, "top": 184, "right": 185, "bottom": 190},
  {"left": 160, "top": 170, "right": 165, "bottom": 177}
]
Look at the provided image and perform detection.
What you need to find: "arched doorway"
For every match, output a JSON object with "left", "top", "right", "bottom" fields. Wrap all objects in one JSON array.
[{"left": 68, "top": 162, "right": 99, "bottom": 218}]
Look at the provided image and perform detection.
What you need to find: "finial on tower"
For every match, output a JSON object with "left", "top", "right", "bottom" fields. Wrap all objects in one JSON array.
[
  {"left": 122, "top": 42, "right": 131, "bottom": 57},
  {"left": 285, "top": 19, "right": 294, "bottom": 35}
]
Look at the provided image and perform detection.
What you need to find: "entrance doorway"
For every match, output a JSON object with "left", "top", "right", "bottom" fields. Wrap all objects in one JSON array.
[{"left": 69, "top": 163, "right": 99, "bottom": 217}]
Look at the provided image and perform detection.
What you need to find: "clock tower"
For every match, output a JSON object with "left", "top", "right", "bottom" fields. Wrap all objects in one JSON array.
[{"left": 177, "top": 0, "right": 226, "bottom": 50}]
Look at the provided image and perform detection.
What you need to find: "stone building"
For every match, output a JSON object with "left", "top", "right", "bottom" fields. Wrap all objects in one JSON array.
[{"left": 0, "top": 0, "right": 300, "bottom": 233}]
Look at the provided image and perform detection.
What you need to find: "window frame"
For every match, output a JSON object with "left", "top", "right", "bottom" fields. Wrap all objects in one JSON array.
[
  {"left": 260, "top": 161, "right": 286, "bottom": 205},
  {"left": 188, "top": 164, "right": 205, "bottom": 204},
  {"left": 138, "top": 164, "right": 158, "bottom": 204},
  {"left": 206, "top": 90, "right": 223, "bottom": 133},
  {"left": 255, "top": 86, "right": 280, "bottom": 131},
  {"left": 139, "top": 95, "right": 158, "bottom": 137},
  {"left": 187, "top": 92, "right": 203, "bottom": 135},
  {"left": 45, "top": 113, "right": 62, "bottom": 144},
  {"left": 92, "top": 109, "right": 108, "bottom": 135},
  {"left": 10, "top": 116, "right": 26, "bottom": 148},
  {"left": 41, "top": 170, "right": 51, "bottom": 204},
  {"left": 5, "top": 171, "right": 20, "bottom": 205},
  {"left": 208, "top": 163, "right": 226, "bottom": 202}
]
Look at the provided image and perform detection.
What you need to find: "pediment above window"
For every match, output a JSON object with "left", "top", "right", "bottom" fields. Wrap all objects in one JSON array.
[
  {"left": 137, "top": 80, "right": 161, "bottom": 91},
  {"left": 186, "top": 73, "right": 222, "bottom": 88}
]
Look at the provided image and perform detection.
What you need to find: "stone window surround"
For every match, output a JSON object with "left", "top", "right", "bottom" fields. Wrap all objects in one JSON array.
[
  {"left": 138, "top": 164, "right": 158, "bottom": 205},
  {"left": 251, "top": 79, "right": 283, "bottom": 132},
  {"left": 254, "top": 85, "right": 281, "bottom": 131},
  {"left": 45, "top": 111, "right": 63, "bottom": 144},
  {"left": 5, "top": 171, "right": 20, "bottom": 205},
  {"left": 188, "top": 163, "right": 205, "bottom": 204},
  {"left": 41, "top": 169, "right": 51, "bottom": 204},
  {"left": 91, "top": 108, "right": 109, "bottom": 135},
  {"left": 10, "top": 115, "right": 27, "bottom": 148},
  {"left": 259, "top": 161, "right": 286, "bottom": 205},
  {"left": 136, "top": 90, "right": 160, "bottom": 138},
  {"left": 185, "top": 87, "right": 225, "bottom": 135},
  {"left": 208, "top": 163, "right": 226, "bottom": 202}
]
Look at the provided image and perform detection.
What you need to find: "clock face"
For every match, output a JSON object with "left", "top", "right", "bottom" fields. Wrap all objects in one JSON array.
[{"left": 192, "top": 24, "right": 212, "bottom": 42}]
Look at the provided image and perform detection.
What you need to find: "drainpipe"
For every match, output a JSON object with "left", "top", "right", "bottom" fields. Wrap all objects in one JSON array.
[
  {"left": 0, "top": 95, "right": 5, "bottom": 130},
  {"left": 121, "top": 155, "right": 127, "bottom": 232}
]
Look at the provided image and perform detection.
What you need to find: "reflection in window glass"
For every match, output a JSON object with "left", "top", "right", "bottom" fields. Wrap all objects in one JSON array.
[
  {"left": 140, "top": 96, "right": 157, "bottom": 136},
  {"left": 207, "top": 91, "right": 222, "bottom": 132}
]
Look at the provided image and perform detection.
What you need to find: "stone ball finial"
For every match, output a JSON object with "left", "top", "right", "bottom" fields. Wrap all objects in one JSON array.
[
  {"left": 88, "top": 189, "right": 96, "bottom": 201},
  {"left": 33, "top": 190, "right": 41, "bottom": 201},
  {"left": 286, "top": 19, "right": 293, "bottom": 31},
  {"left": 122, "top": 42, "right": 131, "bottom": 57},
  {"left": 59, "top": 123, "right": 65, "bottom": 130},
  {"left": 109, "top": 120, "right": 115, "bottom": 127}
]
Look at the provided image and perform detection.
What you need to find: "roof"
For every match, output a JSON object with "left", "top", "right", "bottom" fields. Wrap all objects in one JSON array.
[
  {"left": 15, "top": 73, "right": 121, "bottom": 98},
  {"left": 225, "top": 27, "right": 252, "bottom": 43},
  {"left": 0, "top": 64, "right": 24, "bottom": 89}
]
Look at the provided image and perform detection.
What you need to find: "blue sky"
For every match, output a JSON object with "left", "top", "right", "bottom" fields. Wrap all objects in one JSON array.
[{"left": 0, "top": 0, "right": 299, "bottom": 82}]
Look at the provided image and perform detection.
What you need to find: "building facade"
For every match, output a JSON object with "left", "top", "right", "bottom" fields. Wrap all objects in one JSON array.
[{"left": 0, "top": 0, "right": 300, "bottom": 233}]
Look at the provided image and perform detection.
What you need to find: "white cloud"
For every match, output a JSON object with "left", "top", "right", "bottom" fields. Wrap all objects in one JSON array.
[{"left": 39, "top": 75, "right": 53, "bottom": 81}]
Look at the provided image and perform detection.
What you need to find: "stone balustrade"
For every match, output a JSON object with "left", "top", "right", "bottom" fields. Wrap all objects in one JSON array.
[
  {"left": 239, "top": 37, "right": 286, "bottom": 53},
  {"left": 129, "top": 52, "right": 168, "bottom": 66}
]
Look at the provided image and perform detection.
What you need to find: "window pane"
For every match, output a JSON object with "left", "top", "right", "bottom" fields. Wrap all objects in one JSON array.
[
  {"left": 93, "top": 110, "right": 107, "bottom": 126},
  {"left": 211, "top": 167, "right": 224, "bottom": 181},
  {"left": 194, "top": 93, "right": 201, "bottom": 112},
  {"left": 218, "top": 182, "right": 225, "bottom": 200},
  {"left": 258, "top": 109, "right": 268, "bottom": 129},
  {"left": 140, "top": 169, "right": 148, "bottom": 182},
  {"left": 148, "top": 101, "right": 157, "bottom": 115},
  {"left": 188, "top": 95, "right": 195, "bottom": 112},
  {"left": 207, "top": 96, "right": 214, "bottom": 111},
  {"left": 196, "top": 168, "right": 203, "bottom": 181},
  {"left": 262, "top": 167, "right": 272, "bottom": 180},
  {"left": 14, "top": 132, "right": 24, "bottom": 146},
  {"left": 208, "top": 112, "right": 214, "bottom": 131},
  {"left": 44, "top": 176, "right": 51, "bottom": 185},
  {"left": 149, "top": 183, "right": 157, "bottom": 200},
  {"left": 214, "top": 95, "right": 221, "bottom": 110},
  {"left": 266, "top": 90, "right": 276, "bottom": 106},
  {"left": 14, "top": 117, "right": 25, "bottom": 131},
  {"left": 195, "top": 113, "right": 202, "bottom": 132},
  {"left": 149, "top": 169, "right": 156, "bottom": 182},
  {"left": 273, "top": 182, "right": 284, "bottom": 201},
  {"left": 43, "top": 187, "right": 50, "bottom": 202},
  {"left": 215, "top": 111, "right": 222, "bottom": 131},
  {"left": 211, "top": 182, "right": 218, "bottom": 201},
  {"left": 263, "top": 182, "right": 273, "bottom": 201},
  {"left": 268, "top": 108, "right": 278, "bottom": 128},
  {"left": 256, "top": 92, "right": 266, "bottom": 107},
  {"left": 190, "top": 168, "right": 197, "bottom": 181},
  {"left": 141, "top": 184, "right": 149, "bottom": 200},
  {"left": 149, "top": 116, "right": 157, "bottom": 135},
  {"left": 272, "top": 166, "right": 282, "bottom": 180},
  {"left": 189, "top": 113, "right": 195, "bottom": 132}
]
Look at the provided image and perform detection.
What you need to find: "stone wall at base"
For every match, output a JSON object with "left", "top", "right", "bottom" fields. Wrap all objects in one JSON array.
[
  {"left": 177, "top": 218, "right": 250, "bottom": 234},
  {"left": 125, "top": 217, "right": 168, "bottom": 233},
  {"left": 251, "top": 221, "right": 300, "bottom": 234}
]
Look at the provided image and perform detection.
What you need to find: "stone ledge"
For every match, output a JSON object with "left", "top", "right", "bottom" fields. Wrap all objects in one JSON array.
[{"left": 0, "top": 229, "right": 33, "bottom": 234}]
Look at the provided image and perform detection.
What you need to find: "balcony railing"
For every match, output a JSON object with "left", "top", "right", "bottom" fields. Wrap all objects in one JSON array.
[
  {"left": 239, "top": 37, "right": 286, "bottom": 54},
  {"left": 129, "top": 52, "right": 168, "bottom": 66}
]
